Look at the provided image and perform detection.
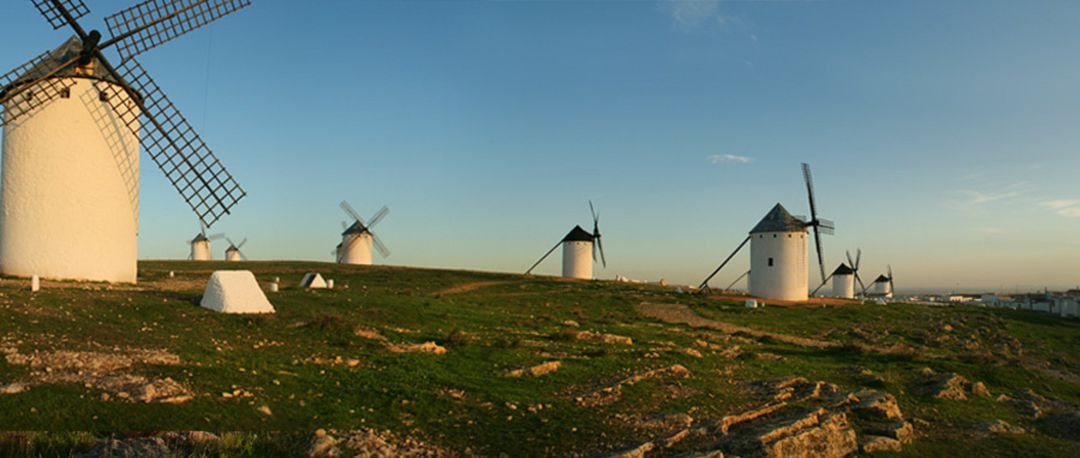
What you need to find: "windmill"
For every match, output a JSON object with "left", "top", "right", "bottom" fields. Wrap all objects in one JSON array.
[
  {"left": 336, "top": 201, "right": 390, "bottom": 265},
  {"left": 698, "top": 163, "right": 833, "bottom": 301},
  {"left": 871, "top": 265, "right": 894, "bottom": 298},
  {"left": 0, "top": 0, "right": 250, "bottom": 283},
  {"left": 810, "top": 249, "right": 869, "bottom": 299},
  {"left": 224, "top": 237, "right": 247, "bottom": 262},
  {"left": 525, "top": 201, "right": 606, "bottom": 280},
  {"left": 188, "top": 222, "right": 224, "bottom": 261}
]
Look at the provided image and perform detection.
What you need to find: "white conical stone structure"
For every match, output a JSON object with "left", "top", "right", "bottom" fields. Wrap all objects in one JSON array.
[
  {"left": 190, "top": 234, "right": 212, "bottom": 261},
  {"left": 300, "top": 272, "right": 328, "bottom": 289},
  {"left": 200, "top": 270, "right": 274, "bottom": 314},
  {"left": 872, "top": 275, "right": 893, "bottom": 298},
  {"left": 748, "top": 204, "right": 808, "bottom": 301},
  {"left": 561, "top": 225, "right": 594, "bottom": 280},
  {"left": 225, "top": 245, "right": 242, "bottom": 261},
  {"left": 831, "top": 263, "right": 855, "bottom": 299},
  {"left": 1, "top": 38, "right": 140, "bottom": 283},
  {"left": 338, "top": 222, "right": 373, "bottom": 265}
]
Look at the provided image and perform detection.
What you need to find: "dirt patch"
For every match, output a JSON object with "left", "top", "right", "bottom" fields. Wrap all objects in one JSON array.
[
  {"left": 433, "top": 281, "right": 510, "bottom": 296},
  {"left": 635, "top": 302, "right": 838, "bottom": 349},
  {"left": 1, "top": 346, "right": 192, "bottom": 403},
  {"left": 575, "top": 364, "right": 690, "bottom": 407},
  {"left": 386, "top": 341, "right": 447, "bottom": 355}
]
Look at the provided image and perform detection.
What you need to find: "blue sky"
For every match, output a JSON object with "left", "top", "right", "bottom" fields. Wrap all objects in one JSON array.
[{"left": 2, "top": 0, "right": 1080, "bottom": 290}]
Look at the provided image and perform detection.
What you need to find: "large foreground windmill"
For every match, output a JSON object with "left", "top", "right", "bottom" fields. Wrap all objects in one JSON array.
[
  {"left": 698, "top": 163, "right": 834, "bottom": 301},
  {"left": 0, "top": 0, "right": 250, "bottom": 283},
  {"left": 336, "top": 201, "right": 391, "bottom": 265},
  {"left": 525, "top": 201, "right": 606, "bottom": 280}
]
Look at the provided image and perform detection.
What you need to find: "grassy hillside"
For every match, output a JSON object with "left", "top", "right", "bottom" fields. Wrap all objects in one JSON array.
[{"left": 0, "top": 261, "right": 1077, "bottom": 456}]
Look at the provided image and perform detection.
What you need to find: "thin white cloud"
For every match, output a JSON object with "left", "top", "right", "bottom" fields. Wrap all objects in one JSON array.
[
  {"left": 662, "top": 0, "right": 725, "bottom": 31},
  {"left": 957, "top": 190, "right": 1023, "bottom": 205},
  {"left": 1039, "top": 199, "right": 1080, "bottom": 218},
  {"left": 708, "top": 154, "right": 753, "bottom": 165},
  {"left": 1038, "top": 199, "right": 1078, "bottom": 210}
]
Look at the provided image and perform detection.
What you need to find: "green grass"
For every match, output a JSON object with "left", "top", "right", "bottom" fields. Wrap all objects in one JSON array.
[{"left": 0, "top": 260, "right": 1077, "bottom": 456}]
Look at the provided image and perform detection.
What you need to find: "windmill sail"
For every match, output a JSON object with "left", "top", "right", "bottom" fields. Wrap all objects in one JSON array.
[
  {"left": 104, "top": 0, "right": 252, "bottom": 62},
  {"left": 32, "top": 0, "right": 91, "bottom": 30}
]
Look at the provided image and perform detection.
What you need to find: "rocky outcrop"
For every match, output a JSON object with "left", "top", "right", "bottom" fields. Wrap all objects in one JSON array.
[
  {"left": 507, "top": 360, "right": 562, "bottom": 378},
  {"left": 980, "top": 419, "right": 1026, "bottom": 434},
  {"left": 914, "top": 369, "right": 989, "bottom": 400}
]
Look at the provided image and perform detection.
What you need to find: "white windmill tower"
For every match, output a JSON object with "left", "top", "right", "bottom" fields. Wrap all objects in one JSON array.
[
  {"left": 870, "top": 266, "right": 894, "bottom": 298},
  {"left": 699, "top": 163, "right": 833, "bottom": 301},
  {"left": 336, "top": 201, "right": 391, "bottom": 265},
  {"left": 0, "top": 0, "right": 250, "bottom": 283},
  {"left": 809, "top": 249, "right": 869, "bottom": 299},
  {"left": 224, "top": 237, "right": 247, "bottom": 262},
  {"left": 525, "top": 201, "right": 606, "bottom": 280},
  {"left": 188, "top": 223, "right": 224, "bottom": 261}
]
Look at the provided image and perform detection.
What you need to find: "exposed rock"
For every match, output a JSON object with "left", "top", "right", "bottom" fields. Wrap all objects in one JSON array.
[
  {"left": 387, "top": 341, "right": 447, "bottom": 355},
  {"left": 860, "top": 435, "right": 902, "bottom": 453},
  {"left": 507, "top": 361, "right": 561, "bottom": 378},
  {"left": 353, "top": 326, "right": 387, "bottom": 341},
  {"left": 997, "top": 389, "right": 1069, "bottom": 419},
  {"left": 576, "top": 331, "right": 634, "bottom": 345},
  {"left": 308, "top": 430, "right": 340, "bottom": 457},
  {"left": 684, "top": 348, "right": 704, "bottom": 358},
  {"left": 851, "top": 390, "right": 904, "bottom": 420},
  {"left": 980, "top": 419, "right": 1026, "bottom": 434},
  {"left": 752, "top": 352, "right": 784, "bottom": 361},
  {"left": 0, "top": 382, "right": 27, "bottom": 394},
  {"left": 722, "top": 408, "right": 858, "bottom": 458},
  {"left": 916, "top": 371, "right": 975, "bottom": 400},
  {"left": 971, "top": 382, "right": 991, "bottom": 398},
  {"left": 602, "top": 441, "right": 655, "bottom": 458}
]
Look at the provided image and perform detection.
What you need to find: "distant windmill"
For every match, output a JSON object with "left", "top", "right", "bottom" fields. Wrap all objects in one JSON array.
[
  {"left": 698, "top": 163, "right": 833, "bottom": 301},
  {"left": 336, "top": 201, "right": 390, "bottom": 265},
  {"left": 0, "top": 0, "right": 250, "bottom": 283},
  {"left": 224, "top": 237, "right": 247, "bottom": 262},
  {"left": 871, "top": 265, "right": 895, "bottom": 298},
  {"left": 525, "top": 201, "right": 606, "bottom": 280},
  {"left": 810, "top": 249, "right": 869, "bottom": 299},
  {"left": 188, "top": 222, "right": 224, "bottom": 261}
]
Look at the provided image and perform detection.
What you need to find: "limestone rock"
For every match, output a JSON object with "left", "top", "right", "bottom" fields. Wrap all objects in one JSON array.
[
  {"left": 507, "top": 361, "right": 561, "bottom": 378},
  {"left": 860, "top": 435, "right": 902, "bottom": 453},
  {"left": 981, "top": 419, "right": 1026, "bottom": 434}
]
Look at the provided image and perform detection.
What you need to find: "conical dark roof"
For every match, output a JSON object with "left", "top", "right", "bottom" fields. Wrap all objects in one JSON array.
[
  {"left": 342, "top": 221, "right": 369, "bottom": 236},
  {"left": 750, "top": 203, "right": 807, "bottom": 234},
  {"left": 191, "top": 233, "right": 208, "bottom": 243},
  {"left": 563, "top": 225, "right": 594, "bottom": 242},
  {"left": 6, "top": 36, "right": 120, "bottom": 91},
  {"left": 832, "top": 264, "right": 854, "bottom": 275},
  {"left": 874, "top": 274, "right": 890, "bottom": 283}
]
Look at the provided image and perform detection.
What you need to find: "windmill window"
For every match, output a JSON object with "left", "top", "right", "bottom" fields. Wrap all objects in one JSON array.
[
  {"left": 99, "top": 90, "right": 109, "bottom": 102},
  {"left": 59, "top": 88, "right": 70, "bottom": 99},
  {"left": 768, "top": 257, "right": 774, "bottom": 267},
  {"left": 787, "top": 234, "right": 792, "bottom": 238},
  {"left": 773, "top": 234, "right": 777, "bottom": 238}
]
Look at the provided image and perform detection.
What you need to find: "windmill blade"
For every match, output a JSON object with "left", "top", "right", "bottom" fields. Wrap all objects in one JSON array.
[
  {"left": 589, "top": 200, "right": 598, "bottom": 224},
  {"left": 596, "top": 235, "right": 607, "bottom": 268},
  {"left": 367, "top": 205, "right": 390, "bottom": 229},
  {"left": 207, "top": 233, "right": 225, "bottom": 240},
  {"left": 225, "top": 237, "right": 236, "bottom": 248},
  {"left": 812, "top": 225, "right": 826, "bottom": 285},
  {"left": 0, "top": 52, "right": 79, "bottom": 128},
  {"left": 104, "top": 58, "right": 246, "bottom": 228},
  {"left": 237, "top": 238, "right": 247, "bottom": 249},
  {"left": 341, "top": 221, "right": 348, "bottom": 231},
  {"left": 888, "top": 265, "right": 895, "bottom": 292},
  {"left": 698, "top": 235, "right": 751, "bottom": 290},
  {"left": 854, "top": 272, "right": 869, "bottom": 295},
  {"left": 239, "top": 250, "right": 248, "bottom": 261},
  {"left": 801, "top": 163, "right": 828, "bottom": 285},
  {"left": 371, "top": 232, "right": 391, "bottom": 259},
  {"left": 102, "top": 0, "right": 252, "bottom": 63},
  {"left": 855, "top": 248, "right": 862, "bottom": 271},
  {"left": 339, "top": 201, "right": 365, "bottom": 226},
  {"left": 846, "top": 251, "right": 855, "bottom": 271},
  {"left": 817, "top": 218, "right": 835, "bottom": 235},
  {"left": 199, "top": 221, "right": 208, "bottom": 238},
  {"left": 525, "top": 239, "right": 563, "bottom": 275},
  {"left": 725, "top": 270, "right": 750, "bottom": 291},
  {"left": 32, "top": 0, "right": 91, "bottom": 30},
  {"left": 810, "top": 272, "right": 835, "bottom": 297}
]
